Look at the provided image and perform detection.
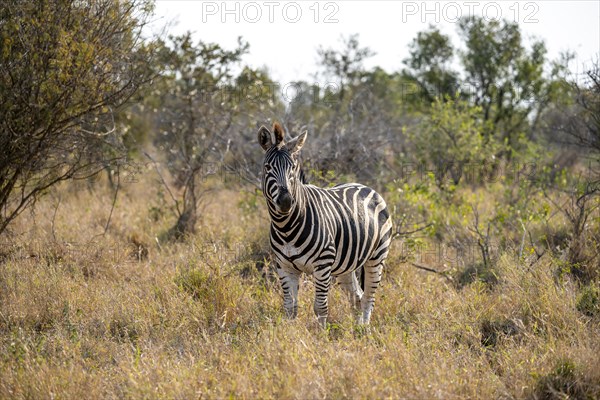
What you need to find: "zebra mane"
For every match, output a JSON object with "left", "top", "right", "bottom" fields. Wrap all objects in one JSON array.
[{"left": 299, "top": 165, "right": 308, "bottom": 184}]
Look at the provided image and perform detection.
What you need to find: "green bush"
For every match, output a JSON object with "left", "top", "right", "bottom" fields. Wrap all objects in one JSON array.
[{"left": 576, "top": 284, "right": 600, "bottom": 317}]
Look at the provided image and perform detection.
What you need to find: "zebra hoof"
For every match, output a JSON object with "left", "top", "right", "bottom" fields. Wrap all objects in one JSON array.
[{"left": 316, "top": 315, "right": 327, "bottom": 328}]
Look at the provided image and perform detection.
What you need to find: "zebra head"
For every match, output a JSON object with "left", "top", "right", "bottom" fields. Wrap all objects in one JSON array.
[{"left": 258, "top": 122, "right": 307, "bottom": 215}]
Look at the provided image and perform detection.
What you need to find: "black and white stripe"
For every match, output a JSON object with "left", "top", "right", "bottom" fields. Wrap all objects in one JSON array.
[{"left": 258, "top": 123, "right": 392, "bottom": 325}]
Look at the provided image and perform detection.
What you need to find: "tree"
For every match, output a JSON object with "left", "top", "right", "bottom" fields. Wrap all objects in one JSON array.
[
  {"left": 317, "top": 34, "right": 374, "bottom": 90},
  {"left": 409, "top": 97, "right": 502, "bottom": 187},
  {"left": 457, "top": 17, "right": 565, "bottom": 151},
  {"left": 401, "top": 27, "right": 459, "bottom": 105},
  {"left": 402, "top": 17, "right": 568, "bottom": 157},
  {"left": 545, "top": 60, "right": 600, "bottom": 278},
  {"left": 150, "top": 35, "right": 285, "bottom": 238},
  {"left": 559, "top": 60, "right": 600, "bottom": 159},
  {"left": 228, "top": 66, "right": 286, "bottom": 167},
  {"left": 0, "top": 0, "right": 156, "bottom": 235},
  {"left": 151, "top": 34, "right": 250, "bottom": 238},
  {"left": 317, "top": 34, "right": 374, "bottom": 113},
  {"left": 305, "top": 35, "right": 391, "bottom": 183}
]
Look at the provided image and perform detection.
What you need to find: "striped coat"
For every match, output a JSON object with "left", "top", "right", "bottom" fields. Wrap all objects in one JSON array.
[{"left": 258, "top": 122, "right": 392, "bottom": 326}]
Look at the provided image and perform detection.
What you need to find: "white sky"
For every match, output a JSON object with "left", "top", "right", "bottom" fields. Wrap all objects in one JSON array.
[{"left": 150, "top": 1, "right": 600, "bottom": 84}]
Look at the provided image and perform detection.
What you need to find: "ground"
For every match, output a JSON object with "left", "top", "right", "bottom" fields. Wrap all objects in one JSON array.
[{"left": 0, "top": 174, "right": 598, "bottom": 399}]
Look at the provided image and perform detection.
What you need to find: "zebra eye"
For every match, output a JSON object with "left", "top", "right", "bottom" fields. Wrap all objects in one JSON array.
[{"left": 264, "top": 165, "right": 272, "bottom": 173}]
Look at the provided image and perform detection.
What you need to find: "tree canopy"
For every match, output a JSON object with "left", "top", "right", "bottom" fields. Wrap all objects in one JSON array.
[{"left": 0, "top": 0, "right": 156, "bottom": 234}]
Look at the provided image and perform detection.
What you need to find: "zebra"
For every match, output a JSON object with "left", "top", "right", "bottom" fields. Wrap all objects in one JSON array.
[{"left": 258, "top": 122, "right": 392, "bottom": 326}]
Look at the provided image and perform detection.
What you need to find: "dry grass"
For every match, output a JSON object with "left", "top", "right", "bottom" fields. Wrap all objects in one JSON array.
[{"left": 1, "top": 175, "right": 599, "bottom": 399}]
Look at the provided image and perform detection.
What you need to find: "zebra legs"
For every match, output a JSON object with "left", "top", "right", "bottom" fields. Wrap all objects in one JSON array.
[
  {"left": 277, "top": 266, "right": 299, "bottom": 319},
  {"left": 360, "top": 261, "right": 384, "bottom": 325},
  {"left": 277, "top": 262, "right": 380, "bottom": 325},
  {"left": 313, "top": 266, "right": 332, "bottom": 327},
  {"left": 337, "top": 271, "right": 363, "bottom": 308}
]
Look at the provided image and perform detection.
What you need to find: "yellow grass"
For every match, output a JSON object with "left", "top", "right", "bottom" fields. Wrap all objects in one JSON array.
[{"left": 0, "top": 175, "right": 599, "bottom": 399}]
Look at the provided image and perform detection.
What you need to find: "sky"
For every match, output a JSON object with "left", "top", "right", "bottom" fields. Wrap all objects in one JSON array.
[{"left": 150, "top": 0, "right": 600, "bottom": 85}]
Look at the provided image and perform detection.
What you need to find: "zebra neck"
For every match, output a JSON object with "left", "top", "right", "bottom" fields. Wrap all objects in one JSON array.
[{"left": 269, "top": 185, "right": 308, "bottom": 233}]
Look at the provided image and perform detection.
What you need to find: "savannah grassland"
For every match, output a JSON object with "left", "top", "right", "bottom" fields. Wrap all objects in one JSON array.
[
  {"left": 0, "top": 168, "right": 599, "bottom": 400},
  {"left": 2, "top": 0, "right": 599, "bottom": 398}
]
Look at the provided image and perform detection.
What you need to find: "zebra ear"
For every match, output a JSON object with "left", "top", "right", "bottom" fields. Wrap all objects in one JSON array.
[
  {"left": 288, "top": 130, "right": 307, "bottom": 155},
  {"left": 272, "top": 122, "right": 285, "bottom": 146},
  {"left": 258, "top": 125, "right": 275, "bottom": 151}
]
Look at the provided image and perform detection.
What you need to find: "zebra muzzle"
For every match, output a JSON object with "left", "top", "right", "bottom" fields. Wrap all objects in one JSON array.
[{"left": 276, "top": 190, "right": 292, "bottom": 213}]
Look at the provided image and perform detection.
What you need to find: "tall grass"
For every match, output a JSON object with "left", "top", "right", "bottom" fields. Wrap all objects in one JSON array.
[{"left": 0, "top": 175, "right": 598, "bottom": 399}]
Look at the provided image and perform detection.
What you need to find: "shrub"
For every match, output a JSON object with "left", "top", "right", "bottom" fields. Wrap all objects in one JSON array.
[
  {"left": 576, "top": 284, "right": 600, "bottom": 317},
  {"left": 532, "top": 359, "right": 599, "bottom": 400}
]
